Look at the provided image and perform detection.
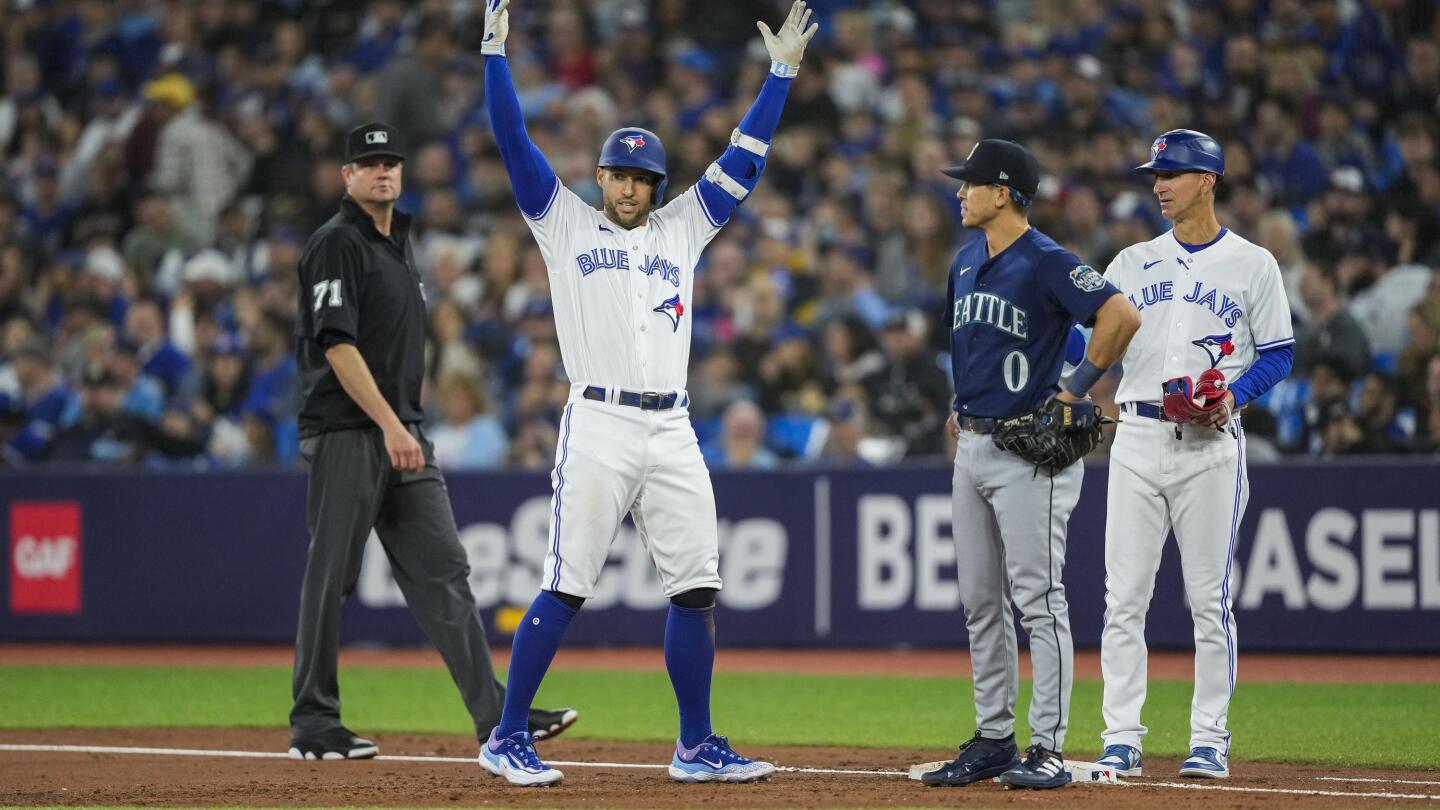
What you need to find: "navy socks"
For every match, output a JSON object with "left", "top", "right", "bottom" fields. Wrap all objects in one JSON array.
[
  {"left": 665, "top": 603, "right": 716, "bottom": 749},
  {"left": 494, "top": 590, "right": 578, "bottom": 740}
]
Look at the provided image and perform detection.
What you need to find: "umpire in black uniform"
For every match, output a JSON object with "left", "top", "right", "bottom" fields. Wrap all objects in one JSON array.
[{"left": 289, "top": 122, "right": 576, "bottom": 760}]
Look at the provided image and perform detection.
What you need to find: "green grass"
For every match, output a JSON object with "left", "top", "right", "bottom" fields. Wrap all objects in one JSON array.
[{"left": 1, "top": 665, "right": 1436, "bottom": 769}]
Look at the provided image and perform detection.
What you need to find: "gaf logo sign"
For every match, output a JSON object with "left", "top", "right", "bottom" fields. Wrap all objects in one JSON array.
[{"left": 10, "top": 502, "right": 82, "bottom": 615}]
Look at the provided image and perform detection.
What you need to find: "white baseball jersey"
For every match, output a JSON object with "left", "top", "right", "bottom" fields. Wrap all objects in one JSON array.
[
  {"left": 525, "top": 182, "right": 726, "bottom": 600},
  {"left": 1099, "top": 227, "right": 1293, "bottom": 760},
  {"left": 1105, "top": 228, "right": 1294, "bottom": 404},
  {"left": 523, "top": 182, "right": 722, "bottom": 394}
]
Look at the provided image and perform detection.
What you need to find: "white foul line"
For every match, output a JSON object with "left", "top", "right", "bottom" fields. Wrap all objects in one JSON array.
[
  {"left": 1134, "top": 780, "right": 1440, "bottom": 802},
  {"left": 1319, "top": 776, "right": 1440, "bottom": 786},
  {"left": 0, "top": 744, "right": 897, "bottom": 776},
  {"left": 1, "top": 744, "right": 1436, "bottom": 800}
]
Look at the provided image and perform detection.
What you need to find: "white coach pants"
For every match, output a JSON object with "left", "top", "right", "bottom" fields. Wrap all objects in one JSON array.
[{"left": 1100, "top": 410, "right": 1248, "bottom": 755}]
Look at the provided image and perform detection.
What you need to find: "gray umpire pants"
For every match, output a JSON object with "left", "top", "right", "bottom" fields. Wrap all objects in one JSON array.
[
  {"left": 951, "top": 430, "right": 1082, "bottom": 753},
  {"left": 290, "top": 423, "right": 505, "bottom": 741}
]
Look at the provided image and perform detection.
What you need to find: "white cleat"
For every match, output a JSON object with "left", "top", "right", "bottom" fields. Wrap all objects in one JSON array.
[{"left": 478, "top": 729, "right": 564, "bottom": 786}]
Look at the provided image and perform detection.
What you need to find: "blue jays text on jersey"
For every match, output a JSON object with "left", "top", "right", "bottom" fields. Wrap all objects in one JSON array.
[
  {"left": 1126, "top": 277, "right": 1246, "bottom": 328},
  {"left": 575, "top": 248, "right": 681, "bottom": 287},
  {"left": 945, "top": 228, "right": 1121, "bottom": 418}
]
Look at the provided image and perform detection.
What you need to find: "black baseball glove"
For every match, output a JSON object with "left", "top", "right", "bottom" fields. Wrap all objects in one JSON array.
[{"left": 992, "top": 397, "right": 1112, "bottom": 474}]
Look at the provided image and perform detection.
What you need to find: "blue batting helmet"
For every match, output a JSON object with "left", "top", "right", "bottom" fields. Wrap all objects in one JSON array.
[
  {"left": 597, "top": 127, "right": 668, "bottom": 204},
  {"left": 1134, "top": 129, "right": 1225, "bottom": 176}
]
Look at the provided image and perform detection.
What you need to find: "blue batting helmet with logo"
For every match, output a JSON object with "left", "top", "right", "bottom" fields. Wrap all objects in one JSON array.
[
  {"left": 1134, "top": 129, "right": 1225, "bottom": 176},
  {"left": 597, "top": 127, "right": 668, "bottom": 204}
]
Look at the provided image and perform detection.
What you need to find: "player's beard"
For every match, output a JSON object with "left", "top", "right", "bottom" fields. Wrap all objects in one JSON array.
[{"left": 604, "top": 196, "right": 650, "bottom": 229}]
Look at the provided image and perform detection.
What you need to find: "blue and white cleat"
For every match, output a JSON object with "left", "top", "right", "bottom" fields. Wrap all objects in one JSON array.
[
  {"left": 668, "top": 734, "right": 776, "bottom": 783},
  {"left": 478, "top": 729, "right": 564, "bottom": 786},
  {"left": 1179, "top": 746, "right": 1229, "bottom": 778},
  {"left": 1096, "top": 743, "right": 1143, "bottom": 777}
]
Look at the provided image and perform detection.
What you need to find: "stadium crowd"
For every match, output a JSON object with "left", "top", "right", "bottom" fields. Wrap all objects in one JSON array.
[{"left": 1, "top": 0, "right": 1438, "bottom": 469}]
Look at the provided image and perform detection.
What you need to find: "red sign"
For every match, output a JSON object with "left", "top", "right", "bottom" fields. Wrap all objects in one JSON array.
[{"left": 10, "top": 502, "right": 82, "bottom": 615}]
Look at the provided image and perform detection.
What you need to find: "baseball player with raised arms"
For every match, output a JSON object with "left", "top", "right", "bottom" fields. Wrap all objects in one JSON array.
[
  {"left": 1096, "top": 130, "right": 1294, "bottom": 780},
  {"left": 475, "top": 0, "right": 817, "bottom": 787},
  {"left": 922, "top": 139, "right": 1140, "bottom": 791}
]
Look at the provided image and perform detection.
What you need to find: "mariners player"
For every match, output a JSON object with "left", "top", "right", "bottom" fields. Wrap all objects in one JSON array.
[
  {"left": 923, "top": 139, "right": 1141, "bottom": 790},
  {"left": 1096, "top": 130, "right": 1294, "bottom": 779},
  {"left": 475, "top": 0, "right": 817, "bottom": 787}
]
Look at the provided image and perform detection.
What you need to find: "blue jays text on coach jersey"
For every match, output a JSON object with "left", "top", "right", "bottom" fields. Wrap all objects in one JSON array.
[
  {"left": 946, "top": 228, "right": 1121, "bottom": 418},
  {"left": 1104, "top": 228, "right": 1294, "bottom": 405}
]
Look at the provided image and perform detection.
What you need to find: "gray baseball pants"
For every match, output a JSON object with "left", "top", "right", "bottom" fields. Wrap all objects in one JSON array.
[
  {"left": 951, "top": 430, "right": 1082, "bottom": 752},
  {"left": 290, "top": 424, "right": 504, "bottom": 741}
]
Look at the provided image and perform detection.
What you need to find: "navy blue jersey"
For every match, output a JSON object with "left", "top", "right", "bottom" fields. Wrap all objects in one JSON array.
[{"left": 946, "top": 228, "right": 1120, "bottom": 418}]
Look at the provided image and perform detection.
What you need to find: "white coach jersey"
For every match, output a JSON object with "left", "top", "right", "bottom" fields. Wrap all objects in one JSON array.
[
  {"left": 1105, "top": 228, "right": 1294, "bottom": 404},
  {"left": 523, "top": 182, "right": 723, "bottom": 392}
]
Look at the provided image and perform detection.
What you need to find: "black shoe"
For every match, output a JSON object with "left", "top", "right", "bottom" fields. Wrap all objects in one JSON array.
[
  {"left": 528, "top": 708, "right": 578, "bottom": 742},
  {"left": 921, "top": 732, "right": 1020, "bottom": 787},
  {"left": 288, "top": 726, "right": 378, "bottom": 761},
  {"left": 998, "top": 744, "right": 1070, "bottom": 789}
]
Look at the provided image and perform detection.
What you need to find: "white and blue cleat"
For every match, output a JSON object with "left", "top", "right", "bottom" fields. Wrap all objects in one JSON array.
[
  {"left": 1096, "top": 743, "right": 1143, "bottom": 777},
  {"left": 668, "top": 734, "right": 776, "bottom": 783},
  {"left": 478, "top": 729, "right": 564, "bottom": 786},
  {"left": 1179, "top": 746, "right": 1229, "bottom": 778}
]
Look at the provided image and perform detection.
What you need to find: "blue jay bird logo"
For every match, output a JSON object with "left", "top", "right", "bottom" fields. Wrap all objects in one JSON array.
[
  {"left": 1192, "top": 333, "right": 1236, "bottom": 368},
  {"left": 620, "top": 134, "right": 646, "bottom": 153},
  {"left": 653, "top": 295, "right": 684, "bottom": 331}
]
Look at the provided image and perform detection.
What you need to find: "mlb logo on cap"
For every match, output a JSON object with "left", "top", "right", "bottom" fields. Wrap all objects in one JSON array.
[{"left": 345, "top": 122, "right": 405, "bottom": 163}]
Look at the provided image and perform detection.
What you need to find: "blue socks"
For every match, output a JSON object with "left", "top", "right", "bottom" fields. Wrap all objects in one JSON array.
[
  {"left": 494, "top": 590, "right": 578, "bottom": 740},
  {"left": 665, "top": 603, "right": 716, "bottom": 749}
]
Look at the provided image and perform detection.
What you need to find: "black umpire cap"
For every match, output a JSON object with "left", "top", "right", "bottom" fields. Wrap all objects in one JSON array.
[
  {"left": 942, "top": 139, "right": 1040, "bottom": 196},
  {"left": 344, "top": 122, "right": 406, "bottom": 163}
]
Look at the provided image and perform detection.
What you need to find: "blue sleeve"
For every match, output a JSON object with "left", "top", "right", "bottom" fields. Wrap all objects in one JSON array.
[
  {"left": 1065, "top": 325, "right": 1088, "bottom": 366},
  {"left": 484, "top": 56, "right": 559, "bottom": 219},
  {"left": 1230, "top": 344, "right": 1294, "bottom": 407},
  {"left": 1037, "top": 254, "right": 1121, "bottom": 327},
  {"left": 695, "top": 73, "right": 794, "bottom": 225}
]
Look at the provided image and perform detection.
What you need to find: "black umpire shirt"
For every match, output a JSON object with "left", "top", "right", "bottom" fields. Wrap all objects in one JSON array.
[{"left": 296, "top": 196, "right": 426, "bottom": 437}]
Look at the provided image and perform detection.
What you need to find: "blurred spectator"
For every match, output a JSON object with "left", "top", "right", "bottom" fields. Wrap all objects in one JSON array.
[
  {"left": 3, "top": 339, "right": 75, "bottom": 464},
  {"left": 1254, "top": 210, "right": 1309, "bottom": 324},
  {"left": 1349, "top": 372, "right": 1416, "bottom": 453},
  {"left": 1396, "top": 298, "right": 1440, "bottom": 401},
  {"left": 1253, "top": 98, "right": 1328, "bottom": 208},
  {"left": 239, "top": 311, "right": 297, "bottom": 440},
  {"left": 1294, "top": 264, "right": 1370, "bottom": 379},
  {"left": 124, "top": 297, "right": 191, "bottom": 396},
  {"left": 816, "top": 394, "right": 872, "bottom": 466},
  {"left": 428, "top": 373, "right": 507, "bottom": 470},
  {"left": 701, "top": 400, "right": 780, "bottom": 470},
  {"left": 820, "top": 314, "right": 885, "bottom": 393},
  {"left": 122, "top": 191, "right": 198, "bottom": 286},
  {"left": 49, "top": 365, "right": 136, "bottom": 464},
  {"left": 1302, "top": 358, "right": 1356, "bottom": 456},
  {"left": 813, "top": 243, "right": 888, "bottom": 329},
  {"left": 144, "top": 73, "right": 251, "bottom": 245},
  {"left": 374, "top": 16, "right": 451, "bottom": 146},
  {"left": 867, "top": 309, "right": 950, "bottom": 459}
]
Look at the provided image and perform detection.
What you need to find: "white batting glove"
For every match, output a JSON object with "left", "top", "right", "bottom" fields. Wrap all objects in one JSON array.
[
  {"left": 482, "top": 0, "right": 509, "bottom": 56},
  {"left": 757, "top": 0, "right": 819, "bottom": 77}
]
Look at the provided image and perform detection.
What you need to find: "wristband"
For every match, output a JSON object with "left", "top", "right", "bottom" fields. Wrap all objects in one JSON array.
[
  {"left": 1064, "top": 358, "right": 1107, "bottom": 397},
  {"left": 769, "top": 60, "right": 799, "bottom": 78}
]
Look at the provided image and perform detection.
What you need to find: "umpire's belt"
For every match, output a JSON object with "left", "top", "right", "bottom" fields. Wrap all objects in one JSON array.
[
  {"left": 583, "top": 385, "right": 687, "bottom": 411},
  {"left": 1121, "top": 402, "right": 1169, "bottom": 421}
]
